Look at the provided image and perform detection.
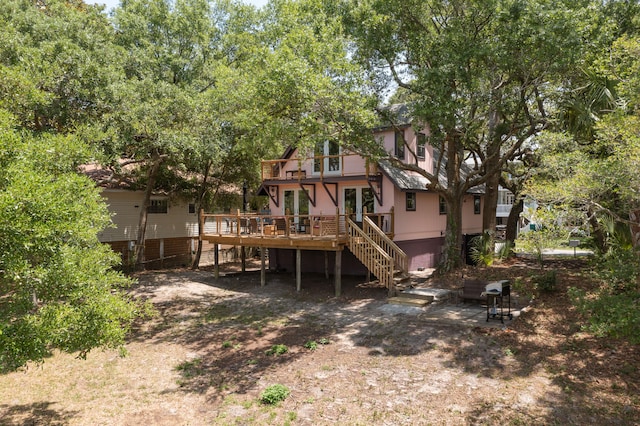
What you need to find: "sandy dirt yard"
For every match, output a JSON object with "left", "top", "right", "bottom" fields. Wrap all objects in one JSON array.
[{"left": 0, "top": 258, "right": 638, "bottom": 425}]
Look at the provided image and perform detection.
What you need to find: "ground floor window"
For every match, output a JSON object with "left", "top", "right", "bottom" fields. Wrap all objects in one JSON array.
[{"left": 148, "top": 199, "right": 168, "bottom": 214}]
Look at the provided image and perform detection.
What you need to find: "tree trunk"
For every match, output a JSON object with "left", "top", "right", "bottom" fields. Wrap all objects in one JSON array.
[
  {"left": 481, "top": 80, "right": 502, "bottom": 248},
  {"left": 630, "top": 208, "right": 640, "bottom": 250},
  {"left": 190, "top": 161, "right": 213, "bottom": 270},
  {"left": 133, "top": 150, "right": 163, "bottom": 269},
  {"left": 505, "top": 198, "right": 523, "bottom": 246},
  {"left": 191, "top": 205, "right": 205, "bottom": 270},
  {"left": 437, "top": 134, "right": 465, "bottom": 273},
  {"left": 588, "top": 206, "right": 607, "bottom": 253},
  {"left": 438, "top": 195, "right": 464, "bottom": 273},
  {"left": 191, "top": 239, "right": 204, "bottom": 270},
  {"left": 482, "top": 171, "right": 499, "bottom": 234}
]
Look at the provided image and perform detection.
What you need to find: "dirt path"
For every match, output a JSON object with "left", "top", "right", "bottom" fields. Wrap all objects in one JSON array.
[{"left": 0, "top": 260, "right": 638, "bottom": 425}]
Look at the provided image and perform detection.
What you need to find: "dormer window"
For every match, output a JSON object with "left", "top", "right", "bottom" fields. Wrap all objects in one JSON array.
[
  {"left": 394, "top": 130, "right": 405, "bottom": 159},
  {"left": 313, "top": 140, "right": 341, "bottom": 174},
  {"left": 417, "top": 133, "right": 426, "bottom": 160}
]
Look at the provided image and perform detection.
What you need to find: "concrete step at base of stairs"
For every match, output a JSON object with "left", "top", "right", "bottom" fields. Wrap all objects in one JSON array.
[
  {"left": 397, "top": 291, "right": 434, "bottom": 302},
  {"left": 387, "top": 296, "right": 431, "bottom": 307},
  {"left": 387, "top": 289, "right": 435, "bottom": 307}
]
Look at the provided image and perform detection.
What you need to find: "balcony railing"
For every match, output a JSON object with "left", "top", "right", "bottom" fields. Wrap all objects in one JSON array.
[{"left": 261, "top": 153, "right": 378, "bottom": 181}]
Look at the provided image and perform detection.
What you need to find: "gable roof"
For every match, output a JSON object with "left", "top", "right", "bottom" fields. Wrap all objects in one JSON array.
[{"left": 373, "top": 103, "right": 415, "bottom": 132}]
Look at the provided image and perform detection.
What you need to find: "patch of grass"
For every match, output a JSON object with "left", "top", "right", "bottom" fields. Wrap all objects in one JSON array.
[
  {"left": 304, "top": 340, "right": 318, "bottom": 351},
  {"left": 259, "top": 384, "right": 290, "bottom": 405},
  {"left": 285, "top": 411, "right": 297, "bottom": 425},
  {"left": 175, "top": 358, "right": 203, "bottom": 381},
  {"left": 265, "top": 344, "right": 288, "bottom": 356}
]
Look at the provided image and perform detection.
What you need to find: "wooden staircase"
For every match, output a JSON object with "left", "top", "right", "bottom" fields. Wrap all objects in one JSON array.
[{"left": 346, "top": 216, "right": 409, "bottom": 296}]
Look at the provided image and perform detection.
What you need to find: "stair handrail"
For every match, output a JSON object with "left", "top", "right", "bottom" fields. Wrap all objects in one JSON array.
[
  {"left": 346, "top": 218, "right": 394, "bottom": 293},
  {"left": 362, "top": 216, "right": 408, "bottom": 274}
]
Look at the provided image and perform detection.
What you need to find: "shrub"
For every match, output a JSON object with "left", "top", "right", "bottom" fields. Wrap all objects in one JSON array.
[
  {"left": 260, "top": 384, "right": 290, "bottom": 405},
  {"left": 470, "top": 231, "right": 494, "bottom": 266},
  {"left": 304, "top": 341, "right": 318, "bottom": 351},
  {"left": 533, "top": 270, "right": 557, "bottom": 293},
  {"left": 569, "top": 287, "right": 640, "bottom": 344},
  {"left": 496, "top": 240, "right": 514, "bottom": 260},
  {"left": 265, "top": 344, "right": 288, "bottom": 356},
  {"left": 595, "top": 248, "right": 640, "bottom": 294}
]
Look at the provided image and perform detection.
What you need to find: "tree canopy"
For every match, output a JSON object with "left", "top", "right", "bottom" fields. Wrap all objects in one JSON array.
[
  {"left": 1, "top": 0, "right": 640, "bottom": 368},
  {"left": 343, "top": 0, "right": 591, "bottom": 271}
]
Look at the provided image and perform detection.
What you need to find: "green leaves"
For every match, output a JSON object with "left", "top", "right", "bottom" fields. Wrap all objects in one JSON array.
[{"left": 0, "top": 116, "right": 144, "bottom": 372}]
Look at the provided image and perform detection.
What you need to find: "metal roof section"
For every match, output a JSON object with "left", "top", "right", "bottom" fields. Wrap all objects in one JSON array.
[
  {"left": 378, "top": 159, "right": 431, "bottom": 191},
  {"left": 378, "top": 159, "right": 485, "bottom": 194}
]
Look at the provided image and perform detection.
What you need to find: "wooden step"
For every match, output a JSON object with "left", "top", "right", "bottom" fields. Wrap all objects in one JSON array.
[{"left": 387, "top": 296, "right": 431, "bottom": 307}]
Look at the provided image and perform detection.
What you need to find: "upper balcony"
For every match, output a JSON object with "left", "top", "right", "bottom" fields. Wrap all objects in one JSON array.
[{"left": 261, "top": 153, "right": 379, "bottom": 183}]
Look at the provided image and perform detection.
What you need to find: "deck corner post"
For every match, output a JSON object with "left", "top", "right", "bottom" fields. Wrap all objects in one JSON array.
[
  {"left": 241, "top": 246, "right": 246, "bottom": 272},
  {"left": 296, "top": 249, "right": 302, "bottom": 292},
  {"left": 260, "top": 247, "right": 266, "bottom": 287},
  {"left": 334, "top": 249, "right": 342, "bottom": 297},
  {"left": 214, "top": 243, "right": 219, "bottom": 279},
  {"left": 324, "top": 251, "right": 329, "bottom": 280}
]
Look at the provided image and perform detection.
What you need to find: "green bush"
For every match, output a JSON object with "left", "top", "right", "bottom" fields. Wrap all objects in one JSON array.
[
  {"left": 304, "top": 340, "right": 318, "bottom": 351},
  {"left": 533, "top": 270, "right": 557, "bottom": 292},
  {"left": 470, "top": 231, "right": 494, "bottom": 266},
  {"left": 265, "top": 344, "right": 288, "bottom": 356},
  {"left": 496, "top": 240, "right": 514, "bottom": 260},
  {"left": 569, "top": 287, "right": 640, "bottom": 344},
  {"left": 260, "top": 384, "right": 290, "bottom": 405},
  {"left": 595, "top": 248, "right": 640, "bottom": 294}
]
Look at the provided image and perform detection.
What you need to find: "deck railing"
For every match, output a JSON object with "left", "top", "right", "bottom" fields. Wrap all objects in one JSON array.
[
  {"left": 362, "top": 216, "right": 407, "bottom": 274},
  {"left": 199, "top": 209, "right": 350, "bottom": 239},
  {"left": 347, "top": 217, "right": 394, "bottom": 295}
]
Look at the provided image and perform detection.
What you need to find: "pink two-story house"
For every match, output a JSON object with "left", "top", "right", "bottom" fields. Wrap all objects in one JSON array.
[{"left": 200, "top": 105, "right": 484, "bottom": 295}]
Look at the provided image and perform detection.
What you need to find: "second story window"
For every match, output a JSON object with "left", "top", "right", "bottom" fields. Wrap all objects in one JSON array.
[
  {"left": 474, "top": 195, "right": 481, "bottom": 214},
  {"left": 394, "top": 130, "right": 405, "bottom": 159},
  {"left": 313, "top": 140, "right": 341, "bottom": 174},
  {"left": 417, "top": 133, "right": 426, "bottom": 160}
]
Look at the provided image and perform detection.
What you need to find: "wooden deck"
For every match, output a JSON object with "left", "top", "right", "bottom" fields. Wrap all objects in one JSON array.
[
  {"left": 198, "top": 210, "right": 397, "bottom": 296},
  {"left": 199, "top": 212, "right": 351, "bottom": 251}
]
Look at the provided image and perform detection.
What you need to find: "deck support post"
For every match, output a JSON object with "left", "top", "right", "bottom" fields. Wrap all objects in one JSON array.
[
  {"left": 334, "top": 249, "right": 342, "bottom": 297},
  {"left": 296, "top": 249, "right": 302, "bottom": 292},
  {"left": 241, "top": 246, "right": 246, "bottom": 272},
  {"left": 324, "top": 251, "right": 329, "bottom": 280},
  {"left": 214, "top": 243, "right": 219, "bottom": 279},
  {"left": 260, "top": 247, "right": 266, "bottom": 287}
]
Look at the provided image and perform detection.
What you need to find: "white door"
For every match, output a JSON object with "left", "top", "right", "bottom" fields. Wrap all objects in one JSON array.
[
  {"left": 284, "top": 189, "right": 310, "bottom": 226},
  {"left": 343, "top": 187, "right": 375, "bottom": 223}
]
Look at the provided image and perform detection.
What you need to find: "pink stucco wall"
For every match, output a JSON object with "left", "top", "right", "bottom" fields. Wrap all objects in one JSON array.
[{"left": 376, "top": 128, "right": 433, "bottom": 173}]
